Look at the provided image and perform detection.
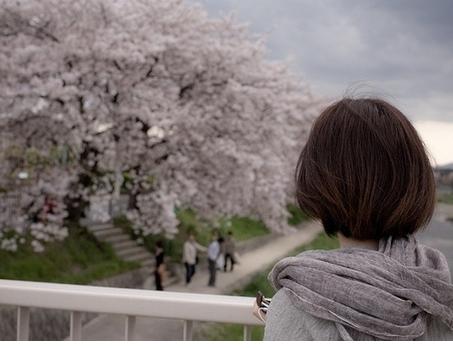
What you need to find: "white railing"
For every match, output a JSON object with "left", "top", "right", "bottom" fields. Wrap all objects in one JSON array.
[{"left": 0, "top": 279, "right": 263, "bottom": 341}]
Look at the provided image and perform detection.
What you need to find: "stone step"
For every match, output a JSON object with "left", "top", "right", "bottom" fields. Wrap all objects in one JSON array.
[
  {"left": 111, "top": 239, "right": 139, "bottom": 251},
  {"left": 124, "top": 251, "right": 153, "bottom": 263},
  {"left": 141, "top": 259, "right": 154, "bottom": 268},
  {"left": 92, "top": 228, "right": 123, "bottom": 238},
  {"left": 88, "top": 221, "right": 180, "bottom": 286},
  {"left": 87, "top": 222, "right": 157, "bottom": 270},
  {"left": 103, "top": 234, "right": 131, "bottom": 244},
  {"left": 88, "top": 223, "right": 115, "bottom": 232},
  {"left": 116, "top": 246, "right": 148, "bottom": 258}
]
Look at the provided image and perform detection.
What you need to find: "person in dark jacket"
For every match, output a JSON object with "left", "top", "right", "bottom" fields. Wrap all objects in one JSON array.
[
  {"left": 154, "top": 240, "right": 165, "bottom": 291},
  {"left": 223, "top": 231, "right": 236, "bottom": 272}
]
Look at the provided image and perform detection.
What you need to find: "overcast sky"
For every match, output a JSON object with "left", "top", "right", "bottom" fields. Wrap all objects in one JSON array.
[{"left": 190, "top": 0, "right": 453, "bottom": 165}]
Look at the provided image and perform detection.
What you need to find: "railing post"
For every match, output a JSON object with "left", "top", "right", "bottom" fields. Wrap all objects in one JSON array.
[
  {"left": 183, "top": 320, "right": 193, "bottom": 341},
  {"left": 17, "top": 306, "right": 30, "bottom": 341},
  {"left": 243, "top": 325, "right": 252, "bottom": 341},
  {"left": 70, "top": 311, "right": 82, "bottom": 340},
  {"left": 125, "top": 315, "right": 136, "bottom": 340}
]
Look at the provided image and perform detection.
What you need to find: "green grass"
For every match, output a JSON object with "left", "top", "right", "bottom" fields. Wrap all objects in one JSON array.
[
  {"left": 0, "top": 223, "right": 139, "bottom": 284},
  {"left": 197, "top": 231, "right": 339, "bottom": 341},
  {"left": 224, "top": 216, "right": 271, "bottom": 241},
  {"left": 176, "top": 208, "right": 272, "bottom": 244},
  {"left": 286, "top": 203, "right": 309, "bottom": 226},
  {"left": 438, "top": 192, "right": 453, "bottom": 205}
]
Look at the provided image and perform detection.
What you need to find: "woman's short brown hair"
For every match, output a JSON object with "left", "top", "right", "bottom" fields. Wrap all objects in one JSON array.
[{"left": 295, "top": 98, "right": 435, "bottom": 240}]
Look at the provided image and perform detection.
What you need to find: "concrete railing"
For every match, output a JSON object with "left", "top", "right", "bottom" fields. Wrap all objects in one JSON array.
[{"left": 0, "top": 279, "right": 263, "bottom": 341}]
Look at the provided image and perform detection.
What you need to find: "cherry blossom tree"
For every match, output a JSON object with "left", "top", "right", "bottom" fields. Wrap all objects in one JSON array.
[
  {"left": 0, "top": 115, "right": 76, "bottom": 251},
  {"left": 0, "top": 0, "right": 318, "bottom": 251}
]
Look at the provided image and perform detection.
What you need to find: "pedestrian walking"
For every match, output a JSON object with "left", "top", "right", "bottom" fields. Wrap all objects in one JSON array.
[
  {"left": 217, "top": 236, "right": 225, "bottom": 270},
  {"left": 182, "top": 233, "right": 206, "bottom": 285},
  {"left": 154, "top": 240, "right": 165, "bottom": 291},
  {"left": 223, "top": 230, "right": 236, "bottom": 272},
  {"left": 207, "top": 232, "right": 220, "bottom": 287}
]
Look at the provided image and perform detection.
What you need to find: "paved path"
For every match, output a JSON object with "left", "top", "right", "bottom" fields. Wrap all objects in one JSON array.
[{"left": 80, "top": 221, "right": 322, "bottom": 340}]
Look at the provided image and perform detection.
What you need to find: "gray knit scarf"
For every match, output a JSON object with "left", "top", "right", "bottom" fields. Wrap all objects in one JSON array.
[{"left": 268, "top": 234, "right": 453, "bottom": 340}]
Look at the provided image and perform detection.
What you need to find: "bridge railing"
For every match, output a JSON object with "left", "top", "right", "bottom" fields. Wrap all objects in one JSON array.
[{"left": 0, "top": 279, "right": 263, "bottom": 340}]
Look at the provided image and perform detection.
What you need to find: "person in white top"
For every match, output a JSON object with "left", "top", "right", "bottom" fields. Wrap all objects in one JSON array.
[
  {"left": 182, "top": 234, "right": 206, "bottom": 284},
  {"left": 207, "top": 232, "right": 220, "bottom": 287}
]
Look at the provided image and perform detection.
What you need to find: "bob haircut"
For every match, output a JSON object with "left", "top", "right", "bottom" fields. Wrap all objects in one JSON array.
[{"left": 295, "top": 98, "right": 435, "bottom": 240}]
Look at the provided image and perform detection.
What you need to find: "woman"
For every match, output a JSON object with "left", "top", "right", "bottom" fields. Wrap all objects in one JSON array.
[
  {"left": 264, "top": 98, "right": 453, "bottom": 340},
  {"left": 154, "top": 240, "right": 165, "bottom": 291}
]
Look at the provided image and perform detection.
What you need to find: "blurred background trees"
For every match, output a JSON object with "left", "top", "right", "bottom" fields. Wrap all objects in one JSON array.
[{"left": 0, "top": 0, "right": 319, "bottom": 253}]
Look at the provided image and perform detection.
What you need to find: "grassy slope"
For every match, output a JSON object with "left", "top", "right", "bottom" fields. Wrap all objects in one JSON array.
[
  {"left": 438, "top": 192, "right": 453, "bottom": 205},
  {"left": 0, "top": 223, "right": 139, "bottom": 284},
  {"left": 286, "top": 203, "right": 309, "bottom": 226},
  {"left": 197, "top": 232, "right": 339, "bottom": 341}
]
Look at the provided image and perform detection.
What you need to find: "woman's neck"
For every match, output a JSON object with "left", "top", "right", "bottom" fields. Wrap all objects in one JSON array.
[{"left": 338, "top": 233, "right": 379, "bottom": 251}]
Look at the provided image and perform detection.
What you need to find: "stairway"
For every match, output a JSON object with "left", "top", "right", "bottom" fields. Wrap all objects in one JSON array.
[{"left": 88, "top": 222, "right": 154, "bottom": 269}]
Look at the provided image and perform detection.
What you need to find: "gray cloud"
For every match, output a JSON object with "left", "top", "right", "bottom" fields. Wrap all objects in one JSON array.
[{"left": 190, "top": 0, "right": 453, "bottom": 122}]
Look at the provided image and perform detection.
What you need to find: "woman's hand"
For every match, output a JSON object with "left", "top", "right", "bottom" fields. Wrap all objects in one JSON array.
[{"left": 252, "top": 301, "right": 267, "bottom": 323}]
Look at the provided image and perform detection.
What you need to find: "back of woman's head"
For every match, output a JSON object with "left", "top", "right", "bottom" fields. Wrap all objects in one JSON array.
[{"left": 296, "top": 97, "right": 435, "bottom": 240}]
